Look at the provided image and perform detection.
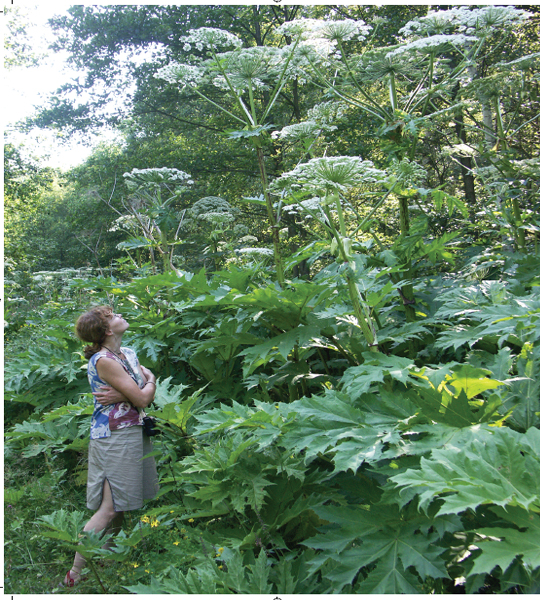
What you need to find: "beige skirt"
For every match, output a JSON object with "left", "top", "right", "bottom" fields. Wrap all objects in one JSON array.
[{"left": 87, "top": 425, "right": 159, "bottom": 511}]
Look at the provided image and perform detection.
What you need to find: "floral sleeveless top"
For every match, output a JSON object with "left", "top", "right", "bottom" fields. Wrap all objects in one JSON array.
[{"left": 88, "top": 347, "right": 144, "bottom": 439}]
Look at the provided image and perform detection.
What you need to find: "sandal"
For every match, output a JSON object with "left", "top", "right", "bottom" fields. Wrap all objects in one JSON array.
[{"left": 62, "top": 569, "right": 80, "bottom": 587}]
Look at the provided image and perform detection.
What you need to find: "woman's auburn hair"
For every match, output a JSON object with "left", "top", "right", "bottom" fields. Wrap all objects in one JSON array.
[{"left": 76, "top": 305, "right": 113, "bottom": 359}]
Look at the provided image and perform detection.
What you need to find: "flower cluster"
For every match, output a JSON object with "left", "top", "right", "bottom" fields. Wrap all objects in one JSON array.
[
  {"left": 387, "top": 158, "right": 427, "bottom": 189},
  {"left": 237, "top": 247, "right": 274, "bottom": 258},
  {"left": 190, "top": 196, "right": 237, "bottom": 218},
  {"left": 281, "top": 197, "right": 322, "bottom": 217},
  {"left": 210, "top": 46, "right": 285, "bottom": 93},
  {"left": 108, "top": 214, "right": 139, "bottom": 233},
  {"left": 399, "top": 6, "right": 531, "bottom": 38},
  {"left": 275, "top": 18, "right": 371, "bottom": 66},
  {"left": 307, "top": 101, "right": 346, "bottom": 127},
  {"left": 238, "top": 235, "right": 258, "bottom": 244},
  {"left": 476, "top": 157, "right": 540, "bottom": 183},
  {"left": 140, "top": 515, "right": 160, "bottom": 527},
  {"left": 271, "top": 156, "right": 387, "bottom": 195},
  {"left": 386, "top": 34, "right": 478, "bottom": 58},
  {"left": 272, "top": 102, "right": 346, "bottom": 142},
  {"left": 124, "top": 167, "right": 194, "bottom": 189},
  {"left": 496, "top": 51, "right": 540, "bottom": 70},
  {"left": 198, "top": 212, "right": 236, "bottom": 225},
  {"left": 155, "top": 63, "right": 205, "bottom": 88},
  {"left": 276, "top": 18, "right": 371, "bottom": 44},
  {"left": 180, "top": 27, "right": 242, "bottom": 53},
  {"left": 272, "top": 120, "right": 321, "bottom": 142}
]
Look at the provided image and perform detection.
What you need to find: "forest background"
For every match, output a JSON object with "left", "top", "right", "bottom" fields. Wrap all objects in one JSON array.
[{"left": 4, "top": 3, "right": 540, "bottom": 595}]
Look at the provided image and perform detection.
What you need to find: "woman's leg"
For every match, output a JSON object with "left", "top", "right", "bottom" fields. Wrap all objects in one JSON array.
[
  {"left": 101, "top": 511, "right": 124, "bottom": 550},
  {"left": 67, "top": 479, "right": 123, "bottom": 583}
]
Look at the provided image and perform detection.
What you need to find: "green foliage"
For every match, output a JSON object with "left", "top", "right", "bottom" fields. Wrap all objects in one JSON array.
[{"left": 4, "top": 5, "right": 540, "bottom": 594}]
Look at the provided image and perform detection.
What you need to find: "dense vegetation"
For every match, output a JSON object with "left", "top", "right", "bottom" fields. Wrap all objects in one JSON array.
[{"left": 4, "top": 5, "right": 540, "bottom": 594}]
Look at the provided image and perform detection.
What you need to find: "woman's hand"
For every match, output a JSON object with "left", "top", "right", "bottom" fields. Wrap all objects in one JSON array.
[
  {"left": 93, "top": 385, "right": 127, "bottom": 406},
  {"left": 140, "top": 365, "right": 156, "bottom": 384}
]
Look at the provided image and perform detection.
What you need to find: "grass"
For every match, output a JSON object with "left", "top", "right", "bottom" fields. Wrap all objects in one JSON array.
[{"left": 4, "top": 449, "right": 199, "bottom": 594}]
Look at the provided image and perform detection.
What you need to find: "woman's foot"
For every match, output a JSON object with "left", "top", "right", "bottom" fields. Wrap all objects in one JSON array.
[{"left": 63, "top": 568, "right": 81, "bottom": 587}]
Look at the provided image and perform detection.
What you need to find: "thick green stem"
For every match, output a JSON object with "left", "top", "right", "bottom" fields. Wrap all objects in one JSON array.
[
  {"left": 397, "top": 195, "right": 417, "bottom": 322},
  {"left": 389, "top": 71, "right": 398, "bottom": 112},
  {"left": 248, "top": 81, "right": 258, "bottom": 126},
  {"left": 345, "top": 274, "right": 379, "bottom": 352},
  {"left": 334, "top": 193, "right": 347, "bottom": 237},
  {"left": 494, "top": 96, "right": 508, "bottom": 151},
  {"left": 255, "top": 145, "right": 284, "bottom": 285},
  {"left": 512, "top": 197, "right": 526, "bottom": 250}
]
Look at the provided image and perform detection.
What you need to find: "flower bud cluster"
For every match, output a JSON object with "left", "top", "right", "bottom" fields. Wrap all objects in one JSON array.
[
  {"left": 272, "top": 102, "right": 346, "bottom": 142},
  {"left": 276, "top": 18, "right": 371, "bottom": 44},
  {"left": 155, "top": 63, "right": 205, "bottom": 87},
  {"left": 399, "top": 6, "right": 531, "bottom": 38},
  {"left": 386, "top": 34, "right": 478, "bottom": 59},
  {"left": 210, "top": 46, "right": 285, "bottom": 93},
  {"left": 237, "top": 247, "right": 274, "bottom": 258},
  {"left": 281, "top": 197, "right": 322, "bottom": 218},
  {"left": 124, "top": 167, "right": 194, "bottom": 188},
  {"left": 271, "top": 156, "right": 387, "bottom": 195},
  {"left": 189, "top": 196, "right": 236, "bottom": 218},
  {"left": 180, "top": 27, "right": 242, "bottom": 53},
  {"left": 387, "top": 158, "right": 427, "bottom": 189}
]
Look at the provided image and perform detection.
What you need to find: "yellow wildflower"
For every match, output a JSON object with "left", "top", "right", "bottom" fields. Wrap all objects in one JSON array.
[
  {"left": 151, "top": 519, "right": 160, "bottom": 527},
  {"left": 141, "top": 516, "right": 150, "bottom": 524},
  {"left": 188, "top": 518, "right": 195, "bottom": 523},
  {"left": 132, "top": 562, "right": 139, "bottom": 568},
  {"left": 173, "top": 541, "right": 180, "bottom": 546},
  {"left": 145, "top": 569, "right": 150, "bottom": 574},
  {"left": 218, "top": 565, "right": 223, "bottom": 570},
  {"left": 218, "top": 547, "right": 224, "bottom": 554}
]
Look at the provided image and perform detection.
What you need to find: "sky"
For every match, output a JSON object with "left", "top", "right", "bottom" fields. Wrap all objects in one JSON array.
[
  {"left": 4, "top": 3, "right": 121, "bottom": 170},
  {"left": 4, "top": 0, "right": 524, "bottom": 171}
]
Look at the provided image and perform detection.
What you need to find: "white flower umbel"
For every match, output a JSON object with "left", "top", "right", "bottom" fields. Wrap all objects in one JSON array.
[
  {"left": 276, "top": 18, "right": 371, "bottom": 44},
  {"left": 209, "top": 46, "right": 286, "bottom": 93},
  {"left": 180, "top": 27, "right": 242, "bottom": 53},
  {"left": 238, "top": 235, "right": 258, "bottom": 244},
  {"left": 496, "top": 51, "right": 540, "bottom": 70},
  {"left": 123, "top": 167, "right": 193, "bottom": 189},
  {"left": 441, "top": 143, "right": 478, "bottom": 158},
  {"left": 198, "top": 212, "right": 236, "bottom": 226},
  {"left": 399, "top": 6, "right": 531, "bottom": 38},
  {"left": 155, "top": 63, "right": 205, "bottom": 88},
  {"left": 190, "top": 196, "right": 236, "bottom": 217},
  {"left": 271, "top": 156, "right": 387, "bottom": 196},
  {"left": 307, "top": 101, "right": 346, "bottom": 127},
  {"left": 387, "top": 158, "right": 427, "bottom": 189},
  {"left": 272, "top": 120, "right": 321, "bottom": 142},
  {"left": 237, "top": 247, "right": 274, "bottom": 258},
  {"left": 387, "top": 34, "right": 478, "bottom": 59}
]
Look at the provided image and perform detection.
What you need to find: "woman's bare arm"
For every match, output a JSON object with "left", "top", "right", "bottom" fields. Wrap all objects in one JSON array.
[{"left": 96, "top": 358, "right": 156, "bottom": 408}]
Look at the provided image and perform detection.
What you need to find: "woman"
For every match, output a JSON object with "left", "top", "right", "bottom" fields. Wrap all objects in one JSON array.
[{"left": 64, "top": 305, "right": 159, "bottom": 586}]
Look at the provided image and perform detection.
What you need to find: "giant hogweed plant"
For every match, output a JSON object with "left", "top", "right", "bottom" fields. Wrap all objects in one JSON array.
[
  {"left": 154, "top": 27, "right": 313, "bottom": 285},
  {"left": 5, "top": 255, "right": 540, "bottom": 593},
  {"left": 111, "top": 167, "right": 194, "bottom": 275},
  {"left": 271, "top": 7, "right": 536, "bottom": 314}
]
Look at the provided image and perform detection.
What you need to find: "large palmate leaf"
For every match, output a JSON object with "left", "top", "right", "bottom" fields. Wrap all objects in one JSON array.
[
  {"left": 239, "top": 325, "right": 322, "bottom": 376},
  {"left": 340, "top": 353, "right": 419, "bottom": 398},
  {"left": 470, "top": 506, "right": 540, "bottom": 576},
  {"left": 304, "top": 504, "right": 448, "bottom": 593},
  {"left": 390, "top": 427, "right": 540, "bottom": 515}
]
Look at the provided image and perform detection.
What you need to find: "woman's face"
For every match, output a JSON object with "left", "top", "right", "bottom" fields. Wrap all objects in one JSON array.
[{"left": 107, "top": 312, "right": 129, "bottom": 335}]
